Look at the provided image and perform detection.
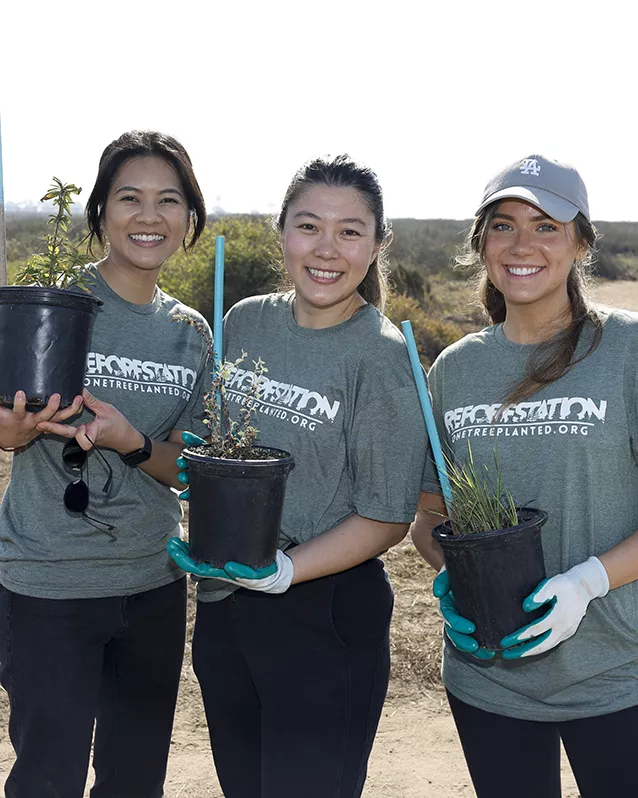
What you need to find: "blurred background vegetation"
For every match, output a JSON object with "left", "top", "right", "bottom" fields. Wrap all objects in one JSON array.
[{"left": 7, "top": 213, "right": 638, "bottom": 367}]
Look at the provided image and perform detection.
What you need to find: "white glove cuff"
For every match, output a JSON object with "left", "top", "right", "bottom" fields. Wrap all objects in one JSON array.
[
  {"left": 583, "top": 556, "right": 610, "bottom": 599},
  {"left": 275, "top": 550, "right": 295, "bottom": 593}
]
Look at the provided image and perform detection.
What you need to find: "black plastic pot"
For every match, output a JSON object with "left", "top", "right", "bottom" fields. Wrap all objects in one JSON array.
[
  {"left": 432, "top": 508, "right": 548, "bottom": 650},
  {"left": 184, "top": 446, "right": 295, "bottom": 569},
  {"left": 0, "top": 286, "right": 102, "bottom": 410}
]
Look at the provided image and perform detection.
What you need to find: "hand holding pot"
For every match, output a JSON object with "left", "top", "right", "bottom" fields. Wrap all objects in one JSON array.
[
  {"left": 0, "top": 391, "right": 83, "bottom": 450},
  {"left": 434, "top": 567, "right": 496, "bottom": 661},
  {"left": 37, "top": 389, "right": 142, "bottom": 454},
  {"left": 500, "top": 557, "right": 610, "bottom": 659},
  {"left": 175, "top": 431, "right": 207, "bottom": 500},
  {"left": 167, "top": 537, "right": 294, "bottom": 594}
]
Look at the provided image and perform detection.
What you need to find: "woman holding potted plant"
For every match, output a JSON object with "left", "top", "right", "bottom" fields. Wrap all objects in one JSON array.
[
  {"left": 411, "top": 155, "right": 638, "bottom": 796},
  {"left": 0, "top": 130, "right": 212, "bottom": 797},
  {"left": 169, "top": 155, "right": 429, "bottom": 798}
]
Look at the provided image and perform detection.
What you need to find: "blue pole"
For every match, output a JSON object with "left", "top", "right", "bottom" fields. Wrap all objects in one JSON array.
[
  {"left": 213, "top": 236, "right": 225, "bottom": 420},
  {"left": 401, "top": 320, "right": 453, "bottom": 513},
  {"left": 213, "top": 235, "right": 225, "bottom": 373},
  {"left": 0, "top": 113, "right": 7, "bottom": 285}
]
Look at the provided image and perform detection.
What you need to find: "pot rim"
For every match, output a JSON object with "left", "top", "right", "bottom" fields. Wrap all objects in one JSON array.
[
  {"left": 0, "top": 284, "right": 102, "bottom": 307},
  {"left": 183, "top": 445, "right": 294, "bottom": 467},
  {"left": 432, "top": 507, "right": 547, "bottom": 542}
]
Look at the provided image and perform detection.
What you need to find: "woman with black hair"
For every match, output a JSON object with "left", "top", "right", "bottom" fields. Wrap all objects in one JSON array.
[
  {"left": 170, "top": 154, "right": 429, "bottom": 798},
  {"left": 412, "top": 155, "right": 638, "bottom": 797},
  {"left": 0, "top": 131, "right": 212, "bottom": 797}
]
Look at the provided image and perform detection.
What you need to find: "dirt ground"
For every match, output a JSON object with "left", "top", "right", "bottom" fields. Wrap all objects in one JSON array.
[{"left": 4, "top": 271, "right": 632, "bottom": 796}]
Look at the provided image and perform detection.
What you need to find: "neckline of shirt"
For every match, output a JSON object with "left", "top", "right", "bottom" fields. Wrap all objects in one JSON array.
[
  {"left": 283, "top": 291, "right": 376, "bottom": 337},
  {"left": 89, "top": 265, "right": 161, "bottom": 316},
  {"left": 493, "top": 323, "right": 540, "bottom": 352}
]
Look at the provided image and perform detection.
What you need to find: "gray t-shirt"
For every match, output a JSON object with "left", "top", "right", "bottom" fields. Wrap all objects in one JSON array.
[
  {"left": 198, "top": 292, "right": 428, "bottom": 602},
  {"left": 423, "top": 310, "right": 638, "bottom": 721},
  {"left": 0, "top": 267, "right": 212, "bottom": 599}
]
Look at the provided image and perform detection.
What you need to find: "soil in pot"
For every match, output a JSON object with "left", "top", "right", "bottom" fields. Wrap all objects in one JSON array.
[
  {"left": 184, "top": 446, "right": 295, "bottom": 569},
  {"left": 0, "top": 286, "right": 102, "bottom": 410},
  {"left": 433, "top": 508, "right": 548, "bottom": 650}
]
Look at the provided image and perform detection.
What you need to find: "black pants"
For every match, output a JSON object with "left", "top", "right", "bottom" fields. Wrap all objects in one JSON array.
[
  {"left": 447, "top": 689, "right": 638, "bottom": 797},
  {"left": 0, "top": 577, "right": 187, "bottom": 798},
  {"left": 193, "top": 558, "right": 394, "bottom": 798}
]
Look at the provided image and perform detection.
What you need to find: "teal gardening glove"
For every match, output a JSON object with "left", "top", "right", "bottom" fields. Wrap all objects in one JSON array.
[
  {"left": 169, "top": 431, "right": 295, "bottom": 594},
  {"left": 434, "top": 567, "right": 496, "bottom": 660},
  {"left": 167, "top": 539, "right": 294, "bottom": 593},
  {"left": 175, "top": 430, "right": 207, "bottom": 500},
  {"left": 499, "top": 556, "right": 609, "bottom": 659}
]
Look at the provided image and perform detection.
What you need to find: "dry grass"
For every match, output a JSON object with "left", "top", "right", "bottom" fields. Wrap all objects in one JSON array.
[
  {"left": 427, "top": 274, "right": 486, "bottom": 334},
  {"left": 592, "top": 278, "right": 638, "bottom": 312},
  {"left": 385, "top": 541, "right": 442, "bottom": 697}
]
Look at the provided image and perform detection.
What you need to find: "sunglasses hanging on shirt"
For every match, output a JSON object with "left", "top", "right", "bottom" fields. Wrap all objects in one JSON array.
[{"left": 62, "top": 435, "right": 116, "bottom": 536}]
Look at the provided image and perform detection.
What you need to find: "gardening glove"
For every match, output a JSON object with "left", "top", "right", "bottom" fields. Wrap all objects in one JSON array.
[
  {"left": 167, "top": 538, "right": 294, "bottom": 594},
  {"left": 175, "top": 431, "right": 207, "bottom": 500},
  {"left": 434, "top": 567, "right": 496, "bottom": 660},
  {"left": 500, "top": 556, "right": 610, "bottom": 659}
]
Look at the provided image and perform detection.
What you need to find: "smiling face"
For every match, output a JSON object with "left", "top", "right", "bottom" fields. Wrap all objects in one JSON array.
[
  {"left": 102, "top": 156, "right": 190, "bottom": 277},
  {"left": 280, "top": 184, "right": 380, "bottom": 328},
  {"left": 483, "top": 200, "right": 585, "bottom": 318}
]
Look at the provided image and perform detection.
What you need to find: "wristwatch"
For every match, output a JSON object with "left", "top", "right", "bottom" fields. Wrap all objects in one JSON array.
[{"left": 119, "top": 432, "right": 153, "bottom": 467}]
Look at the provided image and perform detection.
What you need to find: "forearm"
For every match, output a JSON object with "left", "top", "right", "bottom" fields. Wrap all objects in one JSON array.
[
  {"left": 133, "top": 436, "right": 185, "bottom": 489},
  {"left": 289, "top": 514, "right": 409, "bottom": 584},
  {"left": 410, "top": 491, "right": 447, "bottom": 571},
  {"left": 599, "top": 528, "right": 638, "bottom": 590}
]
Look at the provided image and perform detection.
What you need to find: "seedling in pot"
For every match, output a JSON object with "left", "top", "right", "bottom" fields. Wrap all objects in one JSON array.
[
  {"left": 0, "top": 178, "right": 101, "bottom": 409},
  {"left": 443, "top": 443, "right": 519, "bottom": 535},
  {"left": 15, "top": 178, "right": 91, "bottom": 290},
  {"left": 433, "top": 443, "right": 547, "bottom": 650},
  {"left": 171, "top": 309, "right": 275, "bottom": 461}
]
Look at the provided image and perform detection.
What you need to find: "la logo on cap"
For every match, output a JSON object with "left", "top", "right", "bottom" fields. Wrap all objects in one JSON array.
[{"left": 520, "top": 158, "right": 541, "bottom": 176}]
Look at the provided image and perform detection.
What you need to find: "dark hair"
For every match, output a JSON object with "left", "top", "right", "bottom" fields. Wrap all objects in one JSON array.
[
  {"left": 457, "top": 203, "right": 603, "bottom": 407},
  {"left": 86, "top": 130, "right": 206, "bottom": 253},
  {"left": 276, "top": 154, "right": 391, "bottom": 311}
]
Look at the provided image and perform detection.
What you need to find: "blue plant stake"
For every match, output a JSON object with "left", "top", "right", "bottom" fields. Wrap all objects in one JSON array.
[
  {"left": 213, "top": 236, "right": 225, "bottom": 408},
  {"left": 401, "top": 320, "right": 453, "bottom": 514}
]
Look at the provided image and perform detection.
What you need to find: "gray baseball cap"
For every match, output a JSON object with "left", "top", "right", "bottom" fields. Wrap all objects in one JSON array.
[{"left": 476, "top": 154, "right": 590, "bottom": 222}]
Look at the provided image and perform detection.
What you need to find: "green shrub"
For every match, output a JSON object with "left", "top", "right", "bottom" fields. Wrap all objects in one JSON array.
[
  {"left": 386, "top": 293, "right": 464, "bottom": 368},
  {"left": 159, "top": 216, "right": 280, "bottom": 323}
]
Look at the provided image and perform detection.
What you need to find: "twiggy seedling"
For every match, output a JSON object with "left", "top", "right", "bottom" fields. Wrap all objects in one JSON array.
[
  {"left": 15, "top": 178, "right": 91, "bottom": 290},
  {"left": 171, "top": 310, "right": 269, "bottom": 460}
]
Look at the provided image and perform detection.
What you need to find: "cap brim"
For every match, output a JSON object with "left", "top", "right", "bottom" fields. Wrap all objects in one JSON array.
[{"left": 476, "top": 187, "right": 580, "bottom": 223}]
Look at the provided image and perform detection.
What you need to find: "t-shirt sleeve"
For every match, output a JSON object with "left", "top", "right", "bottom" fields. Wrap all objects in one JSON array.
[
  {"left": 350, "top": 385, "right": 428, "bottom": 523},
  {"left": 173, "top": 324, "right": 213, "bottom": 439}
]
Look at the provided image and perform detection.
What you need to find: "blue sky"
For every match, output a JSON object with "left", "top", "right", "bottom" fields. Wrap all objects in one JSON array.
[{"left": 2, "top": 0, "right": 636, "bottom": 220}]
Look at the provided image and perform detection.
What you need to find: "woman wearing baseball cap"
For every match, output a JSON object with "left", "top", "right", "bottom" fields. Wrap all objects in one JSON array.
[{"left": 412, "top": 155, "right": 637, "bottom": 796}]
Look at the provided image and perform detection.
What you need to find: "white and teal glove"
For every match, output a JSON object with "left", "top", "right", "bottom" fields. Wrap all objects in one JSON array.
[
  {"left": 500, "top": 556, "right": 609, "bottom": 659},
  {"left": 434, "top": 566, "right": 496, "bottom": 661},
  {"left": 167, "top": 539, "right": 295, "bottom": 594}
]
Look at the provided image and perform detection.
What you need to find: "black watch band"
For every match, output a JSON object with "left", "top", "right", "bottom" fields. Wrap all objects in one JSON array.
[{"left": 119, "top": 432, "right": 153, "bottom": 467}]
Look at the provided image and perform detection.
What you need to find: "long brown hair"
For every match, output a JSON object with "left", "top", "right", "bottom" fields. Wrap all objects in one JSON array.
[
  {"left": 276, "top": 154, "right": 391, "bottom": 311},
  {"left": 457, "top": 203, "right": 603, "bottom": 407}
]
